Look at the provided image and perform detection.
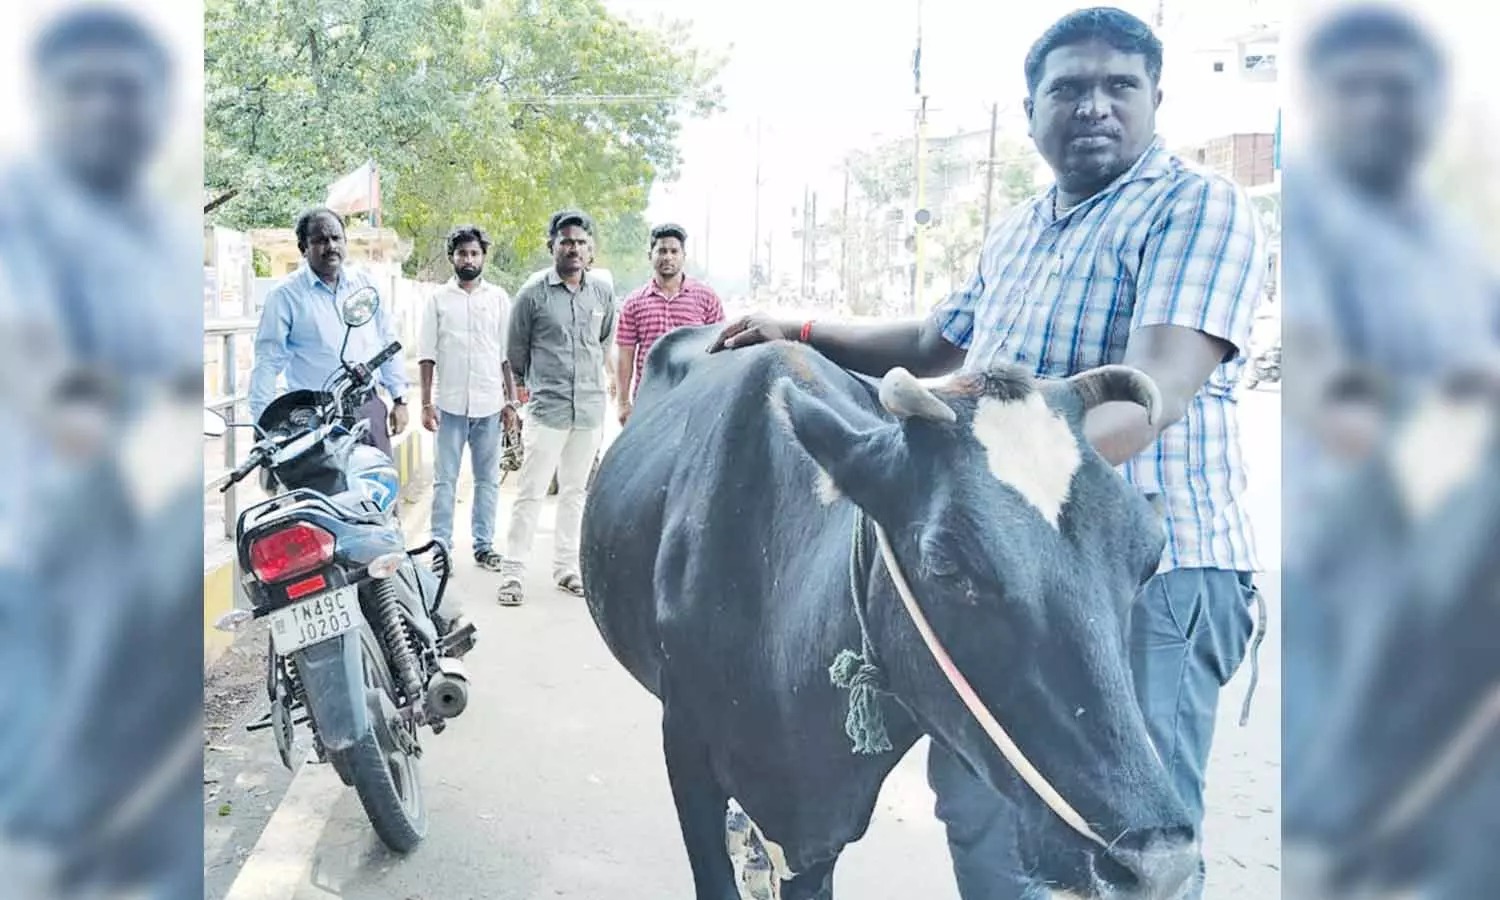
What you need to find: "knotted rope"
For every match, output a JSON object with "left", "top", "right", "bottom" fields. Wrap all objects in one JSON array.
[{"left": 828, "top": 508, "right": 893, "bottom": 755}]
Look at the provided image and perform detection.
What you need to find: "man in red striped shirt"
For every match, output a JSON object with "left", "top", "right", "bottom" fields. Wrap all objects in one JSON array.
[{"left": 614, "top": 223, "right": 726, "bottom": 423}]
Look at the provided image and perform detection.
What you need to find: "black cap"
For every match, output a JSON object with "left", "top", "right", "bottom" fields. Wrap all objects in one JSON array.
[{"left": 548, "top": 208, "right": 595, "bottom": 239}]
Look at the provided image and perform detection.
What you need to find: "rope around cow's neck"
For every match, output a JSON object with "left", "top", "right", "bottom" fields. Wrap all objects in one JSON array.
[
  {"left": 828, "top": 508, "right": 1109, "bottom": 850},
  {"left": 827, "top": 509, "right": 894, "bottom": 754}
]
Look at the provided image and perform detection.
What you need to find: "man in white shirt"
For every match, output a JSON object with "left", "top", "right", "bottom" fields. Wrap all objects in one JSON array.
[{"left": 419, "top": 225, "right": 517, "bottom": 574}]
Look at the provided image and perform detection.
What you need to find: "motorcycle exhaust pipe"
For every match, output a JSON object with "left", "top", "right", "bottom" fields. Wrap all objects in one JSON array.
[{"left": 425, "top": 657, "right": 469, "bottom": 720}]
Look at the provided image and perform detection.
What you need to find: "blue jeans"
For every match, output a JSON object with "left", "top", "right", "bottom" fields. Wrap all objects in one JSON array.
[
  {"left": 430, "top": 410, "right": 502, "bottom": 554},
  {"left": 930, "top": 567, "right": 1257, "bottom": 900}
]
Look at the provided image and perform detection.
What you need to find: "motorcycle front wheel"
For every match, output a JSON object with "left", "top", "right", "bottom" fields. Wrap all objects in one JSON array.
[{"left": 330, "top": 628, "right": 429, "bottom": 853}]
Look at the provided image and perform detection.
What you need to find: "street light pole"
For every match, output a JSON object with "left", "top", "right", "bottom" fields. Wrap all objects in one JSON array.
[
  {"left": 982, "top": 101, "right": 999, "bottom": 235},
  {"left": 913, "top": 96, "right": 929, "bottom": 313},
  {"left": 751, "top": 117, "right": 762, "bottom": 296},
  {"left": 840, "top": 164, "right": 850, "bottom": 301},
  {"left": 910, "top": 0, "right": 928, "bottom": 313}
]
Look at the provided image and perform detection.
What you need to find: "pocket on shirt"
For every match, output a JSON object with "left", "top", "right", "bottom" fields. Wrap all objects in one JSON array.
[{"left": 1056, "top": 273, "right": 1134, "bottom": 365}]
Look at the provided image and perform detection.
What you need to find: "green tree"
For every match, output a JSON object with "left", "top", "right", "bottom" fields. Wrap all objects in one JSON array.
[
  {"left": 205, "top": 0, "right": 724, "bottom": 285},
  {"left": 847, "top": 139, "right": 915, "bottom": 210},
  {"left": 204, "top": 0, "right": 472, "bottom": 225},
  {"left": 591, "top": 209, "right": 652, "bottom": 292},
  {"left": 931, "top": 201, "right": 983, "bottom": 291},
  {"left": 987, "top": 139, "right": 1042, "bottom": 213}
]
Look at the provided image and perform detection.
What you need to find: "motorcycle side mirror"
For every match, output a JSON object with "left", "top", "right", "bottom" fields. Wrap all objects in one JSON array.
[
  {"left": 338, "top": 286, "right": 380, "bottom": 367},
  {"left": 341, "top": 286, "right": 380, "bottom": 328},
  {"left": 204, "top": 408, "right": 229, "bottom": 437}
]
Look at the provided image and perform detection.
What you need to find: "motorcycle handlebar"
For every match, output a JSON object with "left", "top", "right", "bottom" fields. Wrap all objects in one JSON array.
[
  {"left": 365, "top": 341, "right": 402, "bottom": 373},
  {"left": 221, "top": 343, "right": 403, "bottom": 493},
  {"left": 220, "top": 446, "right": 266, "bottom": 492}
]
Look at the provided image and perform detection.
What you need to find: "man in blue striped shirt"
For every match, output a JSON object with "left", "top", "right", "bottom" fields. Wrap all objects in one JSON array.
[{"left": 714, "top": 8, "right": 1265, "bottom": 896}]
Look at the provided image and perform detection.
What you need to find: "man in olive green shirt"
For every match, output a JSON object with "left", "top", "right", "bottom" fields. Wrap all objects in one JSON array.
[{"left": 501, "top": 209, "right": 617, "bottom": 605}]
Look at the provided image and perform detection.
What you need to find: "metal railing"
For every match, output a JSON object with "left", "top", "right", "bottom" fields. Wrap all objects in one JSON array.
[{"left": 205, "top": 319, "right": 258, "bottom": 537}]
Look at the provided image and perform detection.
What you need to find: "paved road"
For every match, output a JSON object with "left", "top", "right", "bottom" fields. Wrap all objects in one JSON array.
[{"left": 208, "top": 390, "right": 1281, "bottom": 899}]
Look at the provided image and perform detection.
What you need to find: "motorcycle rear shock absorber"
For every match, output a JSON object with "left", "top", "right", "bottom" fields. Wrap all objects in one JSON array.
[{"left": 371, "top": 578, "right": 424, "bottom": 706}]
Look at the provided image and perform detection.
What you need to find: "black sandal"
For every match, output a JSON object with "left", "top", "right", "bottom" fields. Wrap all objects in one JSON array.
[{"left": 497, "top": 578, "right": 524, "bottom": 607}]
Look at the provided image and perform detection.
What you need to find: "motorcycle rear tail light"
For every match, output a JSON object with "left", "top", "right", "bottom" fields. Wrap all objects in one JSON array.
[{"left": 249, "top": 522, "right": 335, "bottom": 584}]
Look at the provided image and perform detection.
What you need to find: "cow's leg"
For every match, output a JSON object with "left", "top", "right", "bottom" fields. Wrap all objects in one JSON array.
[
  {"left": 783, "top": 857, "right": 838, "bottom": 900},
  {"left": 663, "top": 712, "right": 738, "bottom": 900}
]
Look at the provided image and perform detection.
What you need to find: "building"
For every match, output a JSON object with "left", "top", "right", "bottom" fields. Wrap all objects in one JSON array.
[
  {"left": 1181, "top": 133, "right": 1278, "bottom": 188},
  {"left": 1160, "top": 18, "right": 1280, "bottom": 146},
  {"left": 1162, "top": 17, "right": 1282, "bottom": 324}
]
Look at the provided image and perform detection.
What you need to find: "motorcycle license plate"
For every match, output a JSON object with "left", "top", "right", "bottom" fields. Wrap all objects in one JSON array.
[{"left": 269, "top": 585, "right": 358, "bottom": 654}]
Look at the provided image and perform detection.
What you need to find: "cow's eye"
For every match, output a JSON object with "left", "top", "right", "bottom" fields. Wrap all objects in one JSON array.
[{"left": 922, "top": 551, "right": 960, "bottom": 579}]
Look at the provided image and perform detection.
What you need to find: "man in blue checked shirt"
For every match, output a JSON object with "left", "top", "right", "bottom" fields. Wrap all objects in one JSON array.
[
  {"left": 714, "top": 8, "right": 1264, "bottom": 897},
  {"left": 249, "top": 207, "right": 410, "bottom": 455}
]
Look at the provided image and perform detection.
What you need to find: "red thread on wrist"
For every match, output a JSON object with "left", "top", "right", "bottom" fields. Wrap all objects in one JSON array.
[{"left": 800, "top": 320, "right": 815, "bottom": 343}]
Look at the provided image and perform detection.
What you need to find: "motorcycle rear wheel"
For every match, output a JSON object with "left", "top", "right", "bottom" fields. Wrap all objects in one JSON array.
[{"left": 330, "top": 628, "right": 429, "bottom": 853}]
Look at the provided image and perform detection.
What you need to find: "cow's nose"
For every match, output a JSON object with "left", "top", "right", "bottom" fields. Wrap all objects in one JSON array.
[{"left": 1108, "top": 828, "right": 1199, "bottom": 899}]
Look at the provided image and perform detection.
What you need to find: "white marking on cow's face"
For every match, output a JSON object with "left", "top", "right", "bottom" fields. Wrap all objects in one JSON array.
[
  {"left": 726, "top": 800, "right": 795, "bottom": 899},
  {"left": 971, "top": 393, "right": 1081, "bottom": 528},
  {"left": 767, "top": 384, "right": 792, "bottom": 433},
  {"left": 814, "top": 466, "right": 841, "bottom": 506},
  {"left": 1391, "top": 393, "right": 1493, "bottom": 521},
  {"left": 770, "top": 382, "right": 841, "bottom": 505}
]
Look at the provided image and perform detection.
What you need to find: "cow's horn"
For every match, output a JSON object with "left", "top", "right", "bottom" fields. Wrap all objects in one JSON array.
[
  {"left": 1068, "top": 365, "right": 1161, "bottom": 426},
  {"left": 880, "top": 367, "right": 957, "bottom": 423}
]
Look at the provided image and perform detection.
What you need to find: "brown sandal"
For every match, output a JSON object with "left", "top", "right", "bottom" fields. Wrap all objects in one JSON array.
[{"left": 556, "top": 573, "right": 585, "bottom": 597}]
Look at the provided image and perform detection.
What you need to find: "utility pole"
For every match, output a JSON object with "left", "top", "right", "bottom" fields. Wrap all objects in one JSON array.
[
  {"left": 982, "top": 101, "right": 999, "bottom": 235},
  {"left": 751, "top": 118, "right": 763, "bottom": 294},
  {"left": 910, "top": 0, "right": 929, "bottom": 313},
  {"left": 840, "top": 164, "right": 850, "bottom": 301},
  {"left": 800, "top": 185, "right": 811, "bottom": 299},
  {"left": 810, "top": 190, "right": 819, "bottom": 301},
  {"left": 913, "top": 96, "right": 929, "bottom": 313}
]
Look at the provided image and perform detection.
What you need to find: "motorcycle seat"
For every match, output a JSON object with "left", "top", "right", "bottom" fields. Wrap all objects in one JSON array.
[{"left": 328, "top": 488, "right": 382, "bottom": 518}]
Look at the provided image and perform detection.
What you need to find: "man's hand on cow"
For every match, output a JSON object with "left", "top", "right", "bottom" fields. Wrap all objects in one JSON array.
[
  {"left": 617, "top": 398, "right": 632, "bottom": 425},
  {"left": 389, "top": 402, "right": 410, "bottom": 436},
  {"left": 421, "top": 404, "right": 439, "bottom": 432},
  {"left": 501, "top": 403, "right": 520, "bottom": 430},
  {"left": 709, "top": 314, "right": 793, "bottom": 353}
]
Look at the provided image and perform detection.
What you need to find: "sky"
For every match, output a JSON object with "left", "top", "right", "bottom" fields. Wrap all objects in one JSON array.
[
  {"left": 607, "top": 0, "right": 1265, "bottom": 290},
  {"left": 610, "top": 0, "right": 1499, "bottom": 293},
  {"left": 0, "top": 0, "right": 1493, "bottom": 284}
]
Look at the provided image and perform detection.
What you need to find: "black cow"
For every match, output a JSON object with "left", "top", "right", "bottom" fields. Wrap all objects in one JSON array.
[{"left": 581, "top": 324, "right": 1197, "bottom": 900}]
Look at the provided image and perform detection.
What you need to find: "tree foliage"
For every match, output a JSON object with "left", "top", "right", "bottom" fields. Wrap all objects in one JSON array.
[{"left": 205, "top": 0, "right": 724, "bottom": 284}]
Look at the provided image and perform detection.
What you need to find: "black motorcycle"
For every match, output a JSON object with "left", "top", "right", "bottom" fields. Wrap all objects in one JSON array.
[{"left": 207, "top": 286, "right": 476, "bottom": 852}]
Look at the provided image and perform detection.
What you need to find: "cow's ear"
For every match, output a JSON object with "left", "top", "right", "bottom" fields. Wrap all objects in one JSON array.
[{"left": 771, "top": 377, "right": 897, "bottom": 502}]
